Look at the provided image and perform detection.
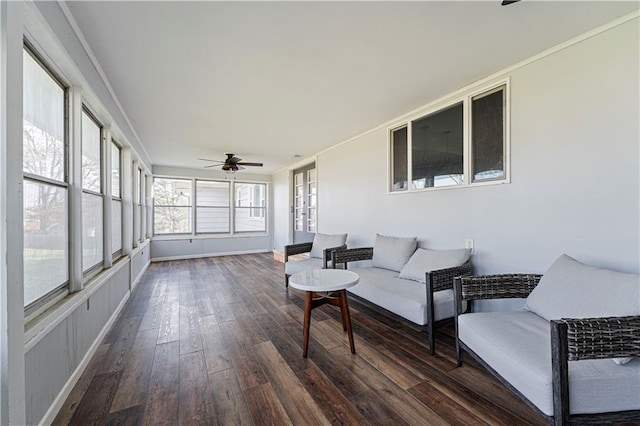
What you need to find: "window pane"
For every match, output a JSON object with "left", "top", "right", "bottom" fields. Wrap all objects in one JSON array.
[
  {"left": 111, "top": 142, "right": 120, "bottom": 198},
  {"left": 472, "top": 86, "right": 505, "bottom": 182},
  {"left": 112, "top": 199, "right": 122, "bottom": 255},
  {"left": 82, "top": 111, "right": 101, "bottom": 192},
  {"left": 23, "top": 51, "right": 65, "bottom": 182},
  {"left": 196, "top": 207, "right": 230, "bottom": 233},
  {"left": 197, "top": 181, "right": 229, "bottom": 207},
  {"left": 235, "top": 183, "right": 265, "bottom": 208},
  {"left": 235, "top": 208, "right": 266, "bottom": 232},
  {"left": 411, "top": 103, "right": 463, "bottom": 189},
  {"left": 391, "top": 126, "right": 408, "bottom": 191},
  {"left": 140, "top": 205, "right": 145, "bottom": 241},
  {"left": 235, "top": 183, "right": 266, "bottom": 232},
  {"left": 137, "top": 168, "right": 142, "bottom": 204},
  {"left": 82, "top": 192, "right": 103, "bottom": 272},
  {"left": 154, "top": 178, "right": 192, "bottom": 206},
  {"left": 24, "top": 180, "right": 68, "bottom": 306},
  {"left": 196, "top": 181, "right": 229, "bottom": 233},
  {"left": 154, "top": 207, "right": 191, "bottom": 234}
]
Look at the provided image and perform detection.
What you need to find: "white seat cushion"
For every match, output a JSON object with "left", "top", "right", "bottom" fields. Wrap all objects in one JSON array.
[
  {"left": 458, "top": 311, "right": 640, "bottom": 416},
  {"left": 285, "top": 258, "right": 324, "bottom": 276},
  {"left": 347, "top": 267, "right": 457, "bottom": 324}
]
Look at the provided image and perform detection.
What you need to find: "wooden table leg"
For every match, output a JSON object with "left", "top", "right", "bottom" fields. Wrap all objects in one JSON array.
[
  {"left": 340, "top": 290, "right": 355, "bottom": 354},
  {"left": 303, "top": 291, "right": 312, "bottom": 358}
]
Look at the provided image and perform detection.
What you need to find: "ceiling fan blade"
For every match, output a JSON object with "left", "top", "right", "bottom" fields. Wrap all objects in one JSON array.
[
  {"left": 203, "top": 164, "right": 221, "bottom": 168},
  {"left": 236, "top": 162, "right": 263, "bottom": 167},
  {"left": 198, "top": 158, "right": 224, "bottom": 163},
  {"left": 501, "top": 0, "right": 520, "bottom": 5},
  {"left": 228, "top": 156, "right": 242, "bottom": 163}
]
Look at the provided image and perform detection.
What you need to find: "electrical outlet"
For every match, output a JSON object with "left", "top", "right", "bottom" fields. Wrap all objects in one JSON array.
[{"left": 465, "top": 239, "right": 474, "bottom": 252}]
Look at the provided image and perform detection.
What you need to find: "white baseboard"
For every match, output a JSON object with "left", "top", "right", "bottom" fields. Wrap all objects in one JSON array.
[
  {"left": 38, "top": 292, "right": 130, "bottom": 426},
  {"left": 151, "top": 248, "right": 270, "bottom": 262}
]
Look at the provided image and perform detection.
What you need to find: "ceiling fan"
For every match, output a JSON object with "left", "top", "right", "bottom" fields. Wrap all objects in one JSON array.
[
  {"left": 501, "top": 0, "right": 521, "bottom": 5},
  {"left": 199, "top": 153, "right": 263, "bottom": 172}
]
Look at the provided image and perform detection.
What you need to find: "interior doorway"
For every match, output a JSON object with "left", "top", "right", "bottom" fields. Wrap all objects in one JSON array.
[{"left": 292, "top": 163, "right": 316, "bottom": 244}]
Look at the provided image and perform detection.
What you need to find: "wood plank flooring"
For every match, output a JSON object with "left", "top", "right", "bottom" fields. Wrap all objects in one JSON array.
[{"left": 54, "top": 253, "right": 550, "bottom": 425}]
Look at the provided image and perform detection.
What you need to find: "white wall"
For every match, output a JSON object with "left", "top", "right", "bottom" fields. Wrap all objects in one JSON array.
[{"left": 274, "top": 19, "right": 640, "bottom": 280}]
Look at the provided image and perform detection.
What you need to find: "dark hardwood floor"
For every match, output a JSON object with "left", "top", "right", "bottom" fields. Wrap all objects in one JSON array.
[{"left": 54, "top": 253, "right": 550, "bottom": 426}]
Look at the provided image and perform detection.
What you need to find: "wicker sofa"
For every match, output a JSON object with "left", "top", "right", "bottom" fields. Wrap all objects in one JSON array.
[
  {"left": 454, "top": 254, "right": 640, "bottom": 426},
  {"left": 331, "top": 234, "right": 472, "bottom": 354}
]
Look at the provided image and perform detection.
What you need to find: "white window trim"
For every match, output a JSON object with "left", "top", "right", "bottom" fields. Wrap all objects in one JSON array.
[
  {"left": 387, "top": 77, "right": 510, "bottom": 195},
  {"left": 152, "top": 176, "right": 269, "bottom": 238}
]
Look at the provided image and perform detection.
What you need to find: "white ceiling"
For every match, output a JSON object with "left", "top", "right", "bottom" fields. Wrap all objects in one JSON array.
[{"left": 65, "top": 1, "right": 638, "bottom": 174}]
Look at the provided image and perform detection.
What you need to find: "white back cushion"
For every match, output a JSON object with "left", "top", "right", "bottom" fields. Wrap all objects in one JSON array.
[
  {"left": 399, "top": 248, "right": 471, "bottom": 283},
  {"left": 371, "top": 234, "right": 417, "bottom": 272},
  {"left": 525, "top": 254, "right": 640, "bottom": 321},
  {"left": 309, "top": 233, "right": 347, "bottom": 259}
]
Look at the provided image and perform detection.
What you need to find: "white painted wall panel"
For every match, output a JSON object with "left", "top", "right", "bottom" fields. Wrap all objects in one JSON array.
[
  {"left": 25, "top": 263, "right": 130, "bottom": 425},
  {"left": 151, "top": 236, "right": 271, "bottom": 260}
]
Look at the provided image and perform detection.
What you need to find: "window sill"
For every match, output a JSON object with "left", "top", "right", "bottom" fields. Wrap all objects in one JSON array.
[
  {"left": 24, "top": 257, "right": 130, "bottom": 352},
  {"left": 152, "top": 233, "right": 268, "bottom": 242},
  {"left": 388, "top": 178, "right": 510, "bottom": 195}
]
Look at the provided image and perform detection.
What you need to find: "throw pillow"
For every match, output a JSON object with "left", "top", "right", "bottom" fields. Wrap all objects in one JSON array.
[
  {"left": 371, "top": 234, "right": 417, "bottom": 272},
  {"left": 524, "top": 254, "right": 640, "bottom": 322},
  {"left": 309, "top": 233, "right": 347, "bottom": 259},
  {"left": 399, "top": 248, "right": 472, "bottom": 283}
]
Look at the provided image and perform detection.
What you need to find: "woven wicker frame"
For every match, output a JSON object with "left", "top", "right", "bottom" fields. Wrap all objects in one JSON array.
[
  {"left": 455, "top": 274, "right": 542, "bottom": 300},
  {"left": 558, "top": 316, "right": 640, "bottom": 361},
  {"left": 283, "top": 242, "right": 346, "bottom": 287},
  {"left": 454, "top": 273, "right": 640, "bottom": 425}
]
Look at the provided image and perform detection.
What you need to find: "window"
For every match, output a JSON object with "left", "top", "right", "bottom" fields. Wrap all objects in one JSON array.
[
  {"left": 390, "top": 126, "right": 408, "bottom": 191},
  {"left": 139, "top": 170, "right": 146, "bottom": 243},
  {"left": 472, "top": 85, "right": 506, "bottom": 182},
  {"left": 153, "top": 178, "right": 192, "bottom": 234},
  {"left": 389, "top": 82, "right": 508, "bottom": 193},
  {"left": 23, "top": 47, "right": 69, "bottom": 308},
  {"left": 235, "top": 183, "right": 266, "bottom": 232},
  {"left": 196, "top": 180, "right": 230, "bottom": 233},
  {"left": 111, "top": 141, "right": 122, "bottom": 257},
  {"left": 411, "top": 102, "right": 463, "bottom": 189},
  {"left": 81, "top": 109, "right": 103, "bottom": 274}
]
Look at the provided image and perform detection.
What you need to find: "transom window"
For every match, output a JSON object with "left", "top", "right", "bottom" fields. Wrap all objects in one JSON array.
[{"left": 389, "top": 81, "right": 509, "bottom": 193}]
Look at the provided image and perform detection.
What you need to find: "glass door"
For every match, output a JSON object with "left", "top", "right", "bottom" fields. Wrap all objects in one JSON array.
[{"left": 292, "top": 163, "right": 316, "bottom": 244}]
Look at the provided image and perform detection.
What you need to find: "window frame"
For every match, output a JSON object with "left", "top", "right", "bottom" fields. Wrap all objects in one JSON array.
[
  {"left": 234, "top": 182, "right": 267, "bottom": 233},
  {"left": 152, "top": 177, "right": 193, "bottom": 236},
  {"left": 195, "top": 179, "right": 231, "bottom": 235},
  {"left": 111, "top": 140, "right": 123, "bottom": 259},
  {"left": 387, "top": 78, "right": 510, "bottom": 194},
  {"left": 22, "top": 42, "right": 71, "bottom": 315},
  {"left": 80, "top": 106, "right": 105, "bottom": 277}
]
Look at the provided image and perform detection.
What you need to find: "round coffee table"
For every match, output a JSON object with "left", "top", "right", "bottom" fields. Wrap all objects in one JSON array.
[{"left": 288, "top": 269, "right": 359, "bottom": 358}]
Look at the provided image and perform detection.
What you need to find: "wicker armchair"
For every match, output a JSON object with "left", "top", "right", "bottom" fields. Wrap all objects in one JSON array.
[
  {"left": 283, "top": 242, "right": 346, "bottom": 287},
  {"left": 333, "top": 247, "right": 473, "bottom": 354},
  {"left": 453, "top": 274, "right": 640, "bottom": 425}
]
